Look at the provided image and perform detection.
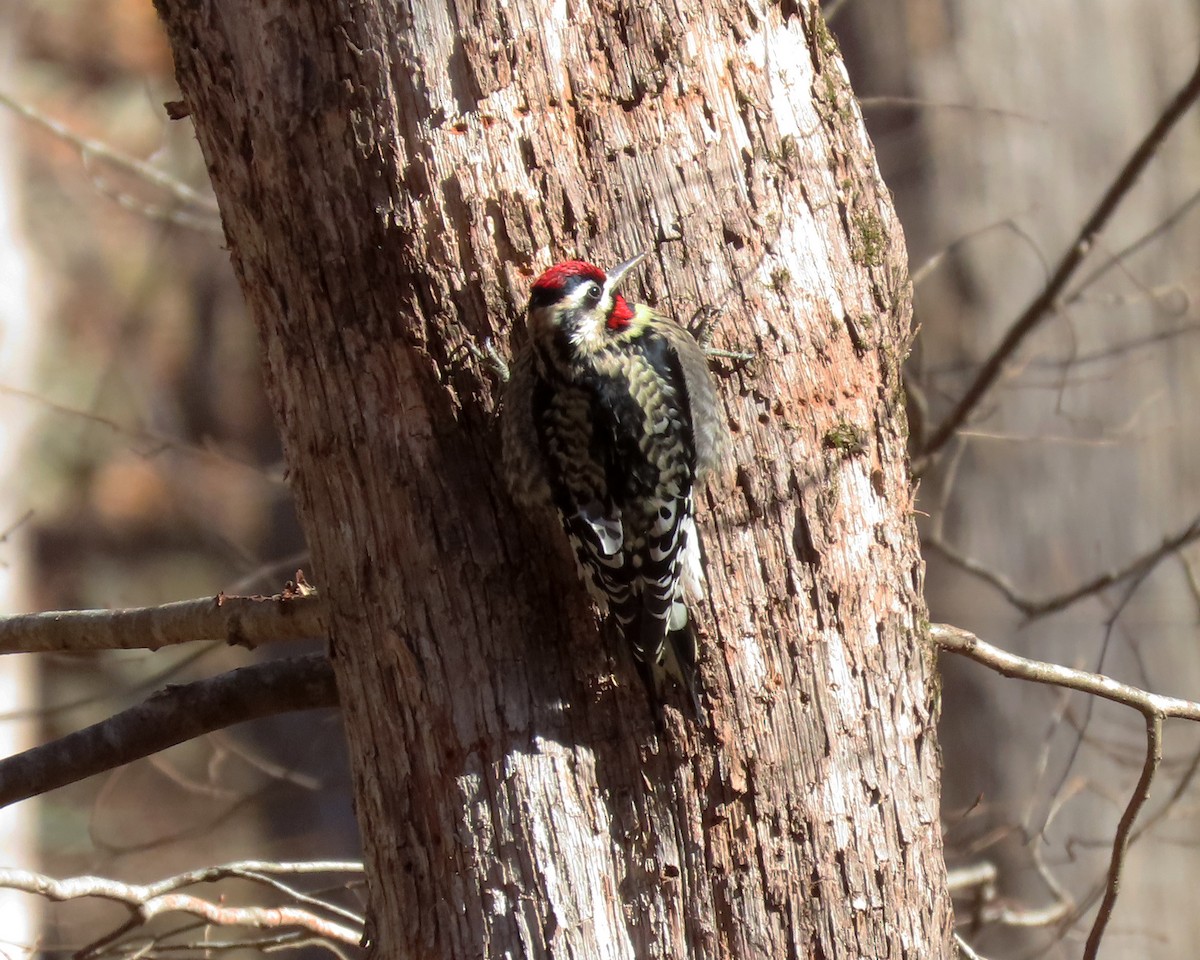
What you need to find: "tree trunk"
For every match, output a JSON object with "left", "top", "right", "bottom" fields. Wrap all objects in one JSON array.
[{"left": 154, "top": 1, "right": 953, "bottom": 957}]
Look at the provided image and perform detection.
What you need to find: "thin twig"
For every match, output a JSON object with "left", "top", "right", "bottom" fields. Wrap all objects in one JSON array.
[
  {"left": 859, "top": 95, "right": 1047, "bottom": 125},
  {"left": 0, "top": 509, "right": 33, "bottom": 545},
  {"left": 87, "top": 166, "right": 225, "bottom": 235},
  {"left": 238, "top": 869, "right": 366, "bottom": 927},
  {"left": 1020, "top": 686, "right": 1074, "bottom": 838},
  {"left": 0, "top": 88, "right": 220, "bottom": 214},
  {"left": 1081, "top": 714, "right": 1161, "bottom": 960},
  {"left": 925, "top": 513, "right": 1200, "bottom": 619},
  {"left": 227, "top": 550, "right": 313, "bottom": 593},
  {"left": 910, "top": 210, "right": 1040, "bottom": 288},
  {"left": 1041, "top": 547, "right": 1161, "bottom": 837},
  {"left": 947, "top": 851, "right": 1072, "bottom": 931},
  {"left": 914, "top": 54, "right": 1200, "bottom": 473},
  {"left": 0, "top": 655, "right": 337, "bottom": 808},
  {"left": 954, "top": 932, "right": 991, "bottom": 960},
  {"left": 931, "top": 624, "right": 1191, "bottom": 960},
  {"left": 0, "top": 642, "right": 217, "bottom": 723},
  {"left": 0, "top": 864, "right": 362, "bottom": 946},
  {"left": 1054, "top": 740, "right": 1200, "bottom": 947},
  {"left": 0, "top": 383, "right": 283, "bottom": 483},
  {"left": 1064, "top": 185, "right": 1200, "bottom": 307}
]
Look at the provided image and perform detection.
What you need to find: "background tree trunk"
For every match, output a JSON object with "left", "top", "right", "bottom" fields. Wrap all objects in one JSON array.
[
  {"left": 0, "top": 8, "right": 42, "bottom": 946},
  {"left": 837, "top": 4, "right": 1200, "bottom": 955},
  {"left": 154, "top": 0, "right": 953, "bottom": 957}
]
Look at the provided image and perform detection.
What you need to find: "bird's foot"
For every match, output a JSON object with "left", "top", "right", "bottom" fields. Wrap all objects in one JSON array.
[
  {"left": 689, "top": 305, "right": 755, "bottom": 363},
  {"left": 464, "top": 336, "right": 511, "bottom": 383}
]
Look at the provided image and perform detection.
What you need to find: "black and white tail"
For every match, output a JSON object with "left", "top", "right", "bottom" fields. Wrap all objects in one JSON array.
[
  {"left": 564, "top": 494, "right": 706, "bottom": 714},
  {"left": 618, "top": 495, "right": 705, "bottom": 713}
]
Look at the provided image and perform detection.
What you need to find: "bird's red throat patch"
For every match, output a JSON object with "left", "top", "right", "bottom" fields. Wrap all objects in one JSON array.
[{"left": 607, "top": 294, "right": 634, "bottom": 330}]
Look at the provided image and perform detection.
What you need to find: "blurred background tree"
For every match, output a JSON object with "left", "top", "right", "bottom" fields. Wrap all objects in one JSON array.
[
  {"left": 0, "top": 2, "right": 42, "bottom": 948},
  {"left": 1, "top": 0, "right": 357, "bottom": 952},
  {"left": 2, "top": 0, "right": 1200, "bottom": 956},
  {"left": 833, "top": 1, "right": 1200, "bottom": 957}
]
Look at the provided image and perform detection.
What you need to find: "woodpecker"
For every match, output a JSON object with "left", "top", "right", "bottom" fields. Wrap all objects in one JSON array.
[{"left": 500, "top": 253, "right": 728, "bottom": 710}]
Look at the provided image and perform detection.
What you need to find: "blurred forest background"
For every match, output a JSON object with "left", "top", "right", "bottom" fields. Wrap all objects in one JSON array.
[
  {"left": 1, "top": 0, "right": 1199, "bottom": 957},
  {"left": 0, "top": 0, "right": 355, "bottom": 952}
]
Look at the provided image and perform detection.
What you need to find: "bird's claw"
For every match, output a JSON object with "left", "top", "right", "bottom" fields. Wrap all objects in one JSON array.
[{"left": 465, "top": 336, "right": 511, "bottom": 383}]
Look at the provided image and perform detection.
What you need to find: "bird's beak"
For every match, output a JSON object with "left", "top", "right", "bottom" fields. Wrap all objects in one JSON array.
[{"left": 604, "top": 251, "right": 647, "bottom": 294}]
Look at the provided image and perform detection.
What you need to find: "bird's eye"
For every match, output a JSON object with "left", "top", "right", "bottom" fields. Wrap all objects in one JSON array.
[{"left": 584, "top": 282, "right": 602, "bottom": 304}]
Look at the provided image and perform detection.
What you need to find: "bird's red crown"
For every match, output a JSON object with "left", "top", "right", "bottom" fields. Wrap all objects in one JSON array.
[{"left": 531, "top": 260, "right": 607, "bottom": 295}]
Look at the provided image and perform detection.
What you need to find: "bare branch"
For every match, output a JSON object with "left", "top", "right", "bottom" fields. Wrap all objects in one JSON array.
[
  {"left": 106, "top": 858, "right": 362, "bottom": 893},
  {"left": 1065, "top": 185, "right": 1200, "bottom": 307},
  {"left": 946, "top": 859, "right": 998, "bottom": 895},
  {"left": 0, "top": 593, "right": 325, "bottom": 655},
  {"left": 914, "top": 53, "right": 1200, "bottom": 472},
  {"left": 0, "top": 509, "right": 33, "bottom": 546},
  {"left": 930, "top": 623, "right": 1195, "bottom": 960},
  {"left": 236, "top": 867, "right": 366, "bottom": 927},
  {"left": 0, "top": 643, "right": 216, "bottom": 723},
  {"left": 909, "top": 210, "right": 1041, "bottom": 289},
  {"left": 0, "top": 655, "right": 337, "bottom": 808},
  {"left": 930, "top": 623, "right": 1200, "bottom": 720},
  {"left": 0, "top": 862, "right": 362, "bottom": 946},
  {"left": 1049, "top": 739, "right": 1200, "bottom": 948},
  {"left": 953, "top": 933, "right": 990, "bottom": 960},
  {"left": 85, "top": 167, "right": 226, "bottom": 235},
  {"left": 858, "top": 95, "right": 1047, "bottom": 125},
  {"left": 946, "top": 854, "right": 1073, "bottom": 931}
]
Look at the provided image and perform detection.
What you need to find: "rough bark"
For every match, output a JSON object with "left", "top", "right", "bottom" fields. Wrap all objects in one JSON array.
[{"left": 154, "top": 0, "right": 952, "bottom": 957}]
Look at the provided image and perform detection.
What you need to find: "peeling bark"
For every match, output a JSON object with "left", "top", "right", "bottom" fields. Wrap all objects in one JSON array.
[{"left": 154, "top": 0, "right": 953, "bottom": 956}]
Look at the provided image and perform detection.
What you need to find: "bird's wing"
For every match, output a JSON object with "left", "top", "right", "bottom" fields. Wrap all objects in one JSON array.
[
  {"left": 562, "top": 500, "right": 628, "bottom": 616},
  {"left": 500, "top": 347, "right": 553, "bottom": 507},
  {"left": 657, "top": 317, "right": 730, "bottom": 482}
]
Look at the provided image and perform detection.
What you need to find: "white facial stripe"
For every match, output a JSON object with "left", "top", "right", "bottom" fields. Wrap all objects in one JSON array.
[
  {"left": 529, "top": 277, "right": 616, "bottom": 352},
  {"left": 561, "top": 281, "right": 605, "bottom": 311}
]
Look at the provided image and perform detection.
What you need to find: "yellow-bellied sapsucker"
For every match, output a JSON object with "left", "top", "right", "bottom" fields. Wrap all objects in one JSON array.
[{"left": 500, "top": 253, "right": 728, "bottom": 710}]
